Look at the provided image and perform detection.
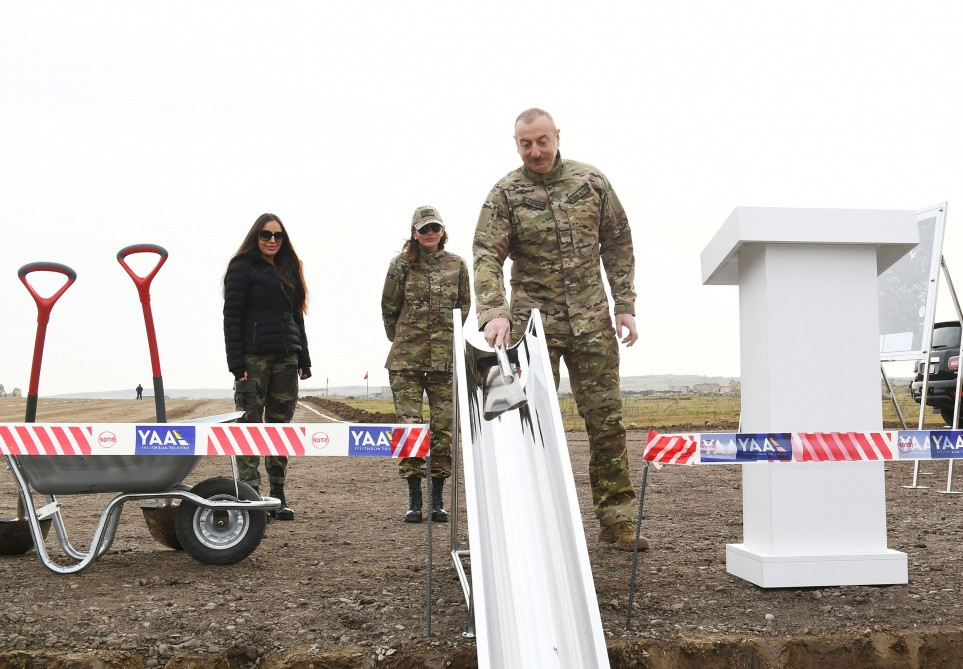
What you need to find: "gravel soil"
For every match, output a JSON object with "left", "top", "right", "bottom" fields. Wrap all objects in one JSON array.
[{"left": 0, "top": 396, "right": 961, "bottom": 668}]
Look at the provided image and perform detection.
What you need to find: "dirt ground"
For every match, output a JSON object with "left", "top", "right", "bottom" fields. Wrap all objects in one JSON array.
[{"left": 0, "top": 395, "right": 962, "bottom": 668}]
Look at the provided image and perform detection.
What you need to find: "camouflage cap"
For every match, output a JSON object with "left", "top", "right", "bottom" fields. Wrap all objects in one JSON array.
[{"left": 411, "top": 205, "right": 444, "bottom": 232}]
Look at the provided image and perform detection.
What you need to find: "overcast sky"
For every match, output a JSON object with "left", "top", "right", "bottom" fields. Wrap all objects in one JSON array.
[{"left": 1, "top": 2, "right": 961, "bottom": 397}]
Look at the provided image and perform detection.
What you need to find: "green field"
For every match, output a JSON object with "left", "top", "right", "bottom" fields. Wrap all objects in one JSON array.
[{"left": 330, "top": 385, "right": 945, "bottom": 431}]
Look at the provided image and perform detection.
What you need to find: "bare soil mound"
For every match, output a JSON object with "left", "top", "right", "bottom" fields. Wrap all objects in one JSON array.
[
  {"left": 0, "top": 396, "right": 959, "bottom": 668},
  {"left": 302, "top": 396, "right": 397, "bottom": 423}
]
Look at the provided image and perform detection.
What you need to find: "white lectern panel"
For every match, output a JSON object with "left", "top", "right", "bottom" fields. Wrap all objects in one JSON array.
[{"left": 702, "top": 207, "right": 917, "bottom": 588}]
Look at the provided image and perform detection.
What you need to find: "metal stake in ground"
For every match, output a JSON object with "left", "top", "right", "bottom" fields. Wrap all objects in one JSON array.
[{"left": 625, "top": 460, "right": 649, "bottom": 631}]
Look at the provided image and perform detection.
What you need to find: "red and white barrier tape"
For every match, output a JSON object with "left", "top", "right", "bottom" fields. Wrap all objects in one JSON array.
[
  {"left": 0, "top": 423, "right": 429, "bottom": 458},
  {"left": 644, "top": 429, "right": 963, "bottom": 466}
]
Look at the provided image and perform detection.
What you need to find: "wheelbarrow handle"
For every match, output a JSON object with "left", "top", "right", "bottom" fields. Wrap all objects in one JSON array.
[
  {"left": 116, "top": 244, "right": 168, "bottom": 303},
  {"left": 17, "top": 262, "right": 77, "bottom": 420}
]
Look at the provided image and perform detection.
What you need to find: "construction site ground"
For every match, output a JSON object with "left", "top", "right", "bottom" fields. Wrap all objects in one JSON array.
[{"left": 0, "top": 395, "right": 960, "bottom": 668}]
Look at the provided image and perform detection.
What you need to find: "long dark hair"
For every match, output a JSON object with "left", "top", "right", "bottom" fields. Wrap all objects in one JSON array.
[
  {"left": 224, "top": 213, "right": 309, "bottom": 314},
  {"left": 402, "top": 226, "right": 449, "bottom": 269}
]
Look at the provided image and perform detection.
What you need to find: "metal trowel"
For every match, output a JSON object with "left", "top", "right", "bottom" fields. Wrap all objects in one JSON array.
[{"left": 483, "top": 345, "right": 528, "bottom": 420}]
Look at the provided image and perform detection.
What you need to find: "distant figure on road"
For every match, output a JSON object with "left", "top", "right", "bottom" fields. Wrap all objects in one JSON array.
[
  {"left": 136, "top": 384, "right": 143, "bottom": 400},
  {"left": 223, "top": 212, "right": 312, "bottom": 521},
  {"left": 381, "top": 205, "right": 470, "bottom": 524}
]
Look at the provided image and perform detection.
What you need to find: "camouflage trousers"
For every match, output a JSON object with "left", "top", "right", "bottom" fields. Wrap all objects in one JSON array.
[
  {"left": 233, "top": 351, "right": 299, "bottom": 487},
  {"left": 544, "top": 326, "right": 636, "bottom": 526},
  {"left": 388, "top": 369, "right": 452, "bottom": 479}
]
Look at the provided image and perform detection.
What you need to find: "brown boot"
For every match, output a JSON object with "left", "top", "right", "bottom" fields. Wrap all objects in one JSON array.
[{"left": 599, "top": 521, "right": 650, "bottom": 552}]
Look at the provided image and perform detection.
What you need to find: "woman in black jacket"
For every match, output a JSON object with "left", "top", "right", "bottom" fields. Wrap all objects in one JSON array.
[{"left": 223, "top": 213, "right": 311, "bottom": 520}]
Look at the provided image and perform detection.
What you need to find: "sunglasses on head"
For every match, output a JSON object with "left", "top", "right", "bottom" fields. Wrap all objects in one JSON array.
[
  {"left": 416, "top": 223, "right": 443, "bottom": 234},
  {"left": 258, "top": 230, "right": 285, "bottom": 242}
]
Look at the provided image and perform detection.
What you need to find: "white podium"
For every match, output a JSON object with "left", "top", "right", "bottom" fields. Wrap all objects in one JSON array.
[{"left": 701, "top": 207, "right": 918, "bottom": 588}]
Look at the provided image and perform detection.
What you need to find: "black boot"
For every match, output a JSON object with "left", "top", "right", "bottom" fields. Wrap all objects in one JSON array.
[
  {"left": 404, "top": 476, "right": 423, "bottom": 523},
  {"left": 246, "top": 483, "right": 271, "bottom": 523},
  {"left": 429, "top": 477, "right": 448, "bottom": 523},
  {"left": 269, "top": 483, "right": 294, "bottom": 521}
]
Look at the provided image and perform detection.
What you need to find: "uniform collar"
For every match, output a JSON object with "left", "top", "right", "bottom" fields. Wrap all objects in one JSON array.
[
  {"left": 521, "top": 152, "right": 564, "bottom": 184},
  {"left": 417, "top": 244, "right": 444, "bottom": 261}
]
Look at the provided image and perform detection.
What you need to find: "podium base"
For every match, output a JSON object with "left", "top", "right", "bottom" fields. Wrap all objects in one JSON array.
[{"left": 726, "top": 544, "right": 908, "bottom": 588}]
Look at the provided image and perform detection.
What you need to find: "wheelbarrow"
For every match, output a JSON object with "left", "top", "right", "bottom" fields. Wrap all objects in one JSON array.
[{"left": 5, "top": 256, "right": 281, "bottom": 574}]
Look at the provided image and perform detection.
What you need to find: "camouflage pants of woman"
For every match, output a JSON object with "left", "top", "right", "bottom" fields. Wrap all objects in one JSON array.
[
  {"left": 388, "top": 369, "right": 452, "bottom": 480},
  {"left": 233, "top": 351, "right": 299, "bottom": 488}
]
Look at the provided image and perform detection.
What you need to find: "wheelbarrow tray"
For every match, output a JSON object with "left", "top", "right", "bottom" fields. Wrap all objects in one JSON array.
[
  {"left": 13, "top": 413, "right": 244, "bottom": 495},
  {"left": 16, "top": 455, "right": 201, "bottom": 495}
]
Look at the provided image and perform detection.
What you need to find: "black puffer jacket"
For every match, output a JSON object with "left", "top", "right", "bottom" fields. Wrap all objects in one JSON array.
[{"left": 223, "top": 253, "right": 311, "bottom": 379}]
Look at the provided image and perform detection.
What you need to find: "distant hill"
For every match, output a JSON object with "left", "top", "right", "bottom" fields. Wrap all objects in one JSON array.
[
  {"left": 53, "top": 388, "right": 236, "bottom": 401},
  {"left": 49, "top": 374, "right": 914, "bottom": 401},
  {"left": 615, "top": 374, "right": 737, "bottom": 394},
  {"left": 51, "top": 375, "right": 737, "bottom": 400}
]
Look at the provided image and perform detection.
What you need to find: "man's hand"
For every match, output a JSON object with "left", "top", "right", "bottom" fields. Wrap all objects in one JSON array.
[
  {"left": 615, "top": 313, "right": 638, "bottom": 347},
  {"left": 483, "top": 317, "right": 511, "bottom": 348}
]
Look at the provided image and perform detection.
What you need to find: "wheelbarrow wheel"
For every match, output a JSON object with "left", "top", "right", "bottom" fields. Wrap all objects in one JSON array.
[{"left": 174, "top": 478, "right": 266, "bottom": 565}]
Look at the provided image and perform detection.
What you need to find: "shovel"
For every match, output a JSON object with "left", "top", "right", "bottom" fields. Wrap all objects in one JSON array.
[
  {"left": 0, "top": 263, "right": 75, "bottom": 554},
  {"left": 117, "top": 244, "right": 169, "bottom": 422},
  {"left": 0, "top": 497, "right": 52, "bottom": 556},
  {"left": 117, "top": 245, "right": 181, "bottom": 549},
  {"left": 483, "top": 344, "right": 528, "bottom": 420}
]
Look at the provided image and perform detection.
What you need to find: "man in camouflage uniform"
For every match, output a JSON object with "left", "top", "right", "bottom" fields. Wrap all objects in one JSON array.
[
  {"left": 473, "top": 108, "right": 648, "bottom": 551},
  {"left": 382, "top": 206, "right": 471, "bottom": 523}
]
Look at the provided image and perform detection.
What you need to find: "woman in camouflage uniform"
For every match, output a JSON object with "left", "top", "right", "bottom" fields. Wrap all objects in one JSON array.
[
  {"left": 223, "top": 213, "right": 311, "bottom": 521},
  {"left": 381, "top": 206, "right": 470, "bottom": 523}
]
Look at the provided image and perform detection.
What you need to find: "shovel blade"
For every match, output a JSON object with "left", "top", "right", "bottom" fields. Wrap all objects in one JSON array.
[
  {"left": 141, "top": 503, "right": 183, "bottom": 550},
  {"left": 0, "top": 517, "right": 52, "bottom": 555},
  {"left": 483, "top": 365, "right": 528, "bottom": 420}
]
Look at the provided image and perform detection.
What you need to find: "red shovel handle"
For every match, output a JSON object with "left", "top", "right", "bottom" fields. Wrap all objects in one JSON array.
[
  {"left": 18, "top": 262, "right": 77, "bottom": 416},
  {"left": 116, "top": 244, "right": 167, "bottom": 377},
  {"left": 18, "top": 262, "right": 77, "bottom": 326},
  {"left": 116, "top": 244, "right": 168, "bottom": 303},
  {"left": 117, "top": 244, "right": 168, "bottom": 422}
]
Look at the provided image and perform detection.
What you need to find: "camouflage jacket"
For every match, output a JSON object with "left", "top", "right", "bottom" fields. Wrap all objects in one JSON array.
[
  {"left": 381, "top": 246, "right": 471, "bottom": 372},
  {"left": 473, "top": 154, "right": 636, "bottom": 338}
]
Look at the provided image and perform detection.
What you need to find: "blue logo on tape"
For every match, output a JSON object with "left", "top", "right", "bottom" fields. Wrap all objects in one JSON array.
[
  {"left": 896, "top": 431, "right": 930, "bottom": 459},
  {"left": 135, "top": 426, "right": 195, "bottom": 454},
  {"left": 348, "top": 425, "right": 394, "bottom": 457},
  {"left": 700, "top": 433, "right": 792, "bottom": 462},
  {"left": 929, "top": 430, "right": 963, "bottom": 459}
]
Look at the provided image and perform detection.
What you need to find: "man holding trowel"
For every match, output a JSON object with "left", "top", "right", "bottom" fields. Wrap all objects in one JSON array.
[{"left": 473, "top": 107, "right": 648, "bottom": 552}]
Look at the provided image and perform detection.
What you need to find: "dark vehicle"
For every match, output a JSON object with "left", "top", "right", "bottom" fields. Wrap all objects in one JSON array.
[{"left": 911, "top": 320, "right": 963, "bottom": 426}]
